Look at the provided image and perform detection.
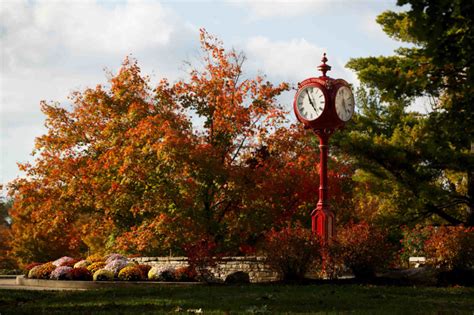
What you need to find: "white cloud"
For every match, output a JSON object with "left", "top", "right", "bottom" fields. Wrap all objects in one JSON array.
[
  {"left": 245, "top": 36, "right": 356, "bottom": 85},
  {"left": 0, "top": 0, "right": 196, "bottom": 187},
  {"left": 234, "top": 0, "right": 329, "bottom": 19},
  {"left": 1, "top": 0, "right": 180, "bottom": 73}
]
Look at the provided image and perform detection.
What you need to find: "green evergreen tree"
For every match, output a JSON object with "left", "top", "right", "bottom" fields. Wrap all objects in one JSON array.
[{"left": 335, "top": 0, "right": 474, "bottom": 226}]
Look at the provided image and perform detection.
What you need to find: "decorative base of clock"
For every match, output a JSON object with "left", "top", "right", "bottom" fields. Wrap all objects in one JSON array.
[{"left": 312, "top": 209, "right": 335, "bottom": 241}]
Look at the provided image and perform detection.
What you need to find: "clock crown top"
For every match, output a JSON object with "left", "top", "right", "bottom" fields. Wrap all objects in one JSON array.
[{"left": 317, "top": 53, "right": 331, "bottom": 77}]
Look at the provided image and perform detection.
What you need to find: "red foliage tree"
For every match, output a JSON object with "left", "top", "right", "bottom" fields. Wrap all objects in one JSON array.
[{"left": 8, "top": 30, "right": 353, "bottom": 264}]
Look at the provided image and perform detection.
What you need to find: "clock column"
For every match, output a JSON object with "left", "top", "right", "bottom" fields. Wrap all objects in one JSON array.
[{"left": 312, "top": 129, "right": 335, "bottom": 240}]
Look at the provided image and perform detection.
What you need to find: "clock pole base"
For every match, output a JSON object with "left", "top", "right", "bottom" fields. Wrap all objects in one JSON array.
[{"left": 312, "top": 209, "right": 335, "bottom": 241}]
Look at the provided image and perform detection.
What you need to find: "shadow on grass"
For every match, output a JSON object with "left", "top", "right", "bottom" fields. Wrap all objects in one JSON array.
[{"left": 1, "top": 282, "right": 473, "bottom": 314}]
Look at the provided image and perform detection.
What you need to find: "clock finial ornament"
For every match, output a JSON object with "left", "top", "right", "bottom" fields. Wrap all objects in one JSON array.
[{"left": 317, "top": 53, "right": 331, "bottom": 77}]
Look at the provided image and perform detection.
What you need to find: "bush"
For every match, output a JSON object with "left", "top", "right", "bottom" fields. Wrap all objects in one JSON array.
[
  {"left": 148, "top": 266, "right": 164, "bottom": 281},
  {"left": 63, "top": 258, "right": 80, "bottom": 267},
  {"left": 160, "top": 268, "right": 177, "bottom": 281},
  {"left": 71, "top": 267, "right": 93, "bottom": 281},
  {"left": 34, "top": 262, "right": 57, "bottom": 279},
  {"left": 74, "top": 260, "right": 91, "bottom": 269},
  {"left": 118, "top": 266, "right": 142, "bottom": 281},
  {"left": 399, "top": 225, "right": 434, "bottom": 264},
  {"left": 328, "top": 221, "right": 392, "bottom": 279},
  {"left": 23, "top": 262, "right": 42, "bottom": 277},
  {"left": 104, "top": 259, "right": 129, "bottom": 276},
  {"left": 183, "top": 236, "right": 220, "bottom": 281},
  {"left": 148, "top": 266, "right": 176, "bottom": 281},
  {"left": 87, "top": 262, "right": 106, "bottom": 274},
  {"left": 147, "top": 266, "right": 161, "bottom": 280},
  {"left": 175, "top": 266, "right": 197, "bottom": 282},
  {"left": 52, "top": 256, "right": 77, "bottom": 267},
  {"left": 262, "top": 224, "right": 322, "bottom": 282},
  {"left": 86, "top": 254, "right": 104, "bottom": 263},
  {"left": 105, "top": 254, "right": 127, "bottom": 264},
  {"left": 27, "top": 265, "right": 43, "bottom": 279},
  {"left": 50, "top": 266, "right": 73, "bottom": 280},
  {"left": 93, "top": 269, "right": 114, "bottom": 281},
  {"left": 424, "top": 225, "right": 474, "bottom": 271},
  {"left": 137, "top": 264, "right": 152, "bottom": 280}
]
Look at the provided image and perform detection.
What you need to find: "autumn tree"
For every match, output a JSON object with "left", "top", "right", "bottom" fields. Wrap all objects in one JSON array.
[
  {"left": 333, "top": 0, "right": 474, "bottom": 227},
  {"left": 0, "top": 196, "right": 17, "bottom": 269},
  {"left": 8, "top": 30, "right": 353, "bottom": 264}
]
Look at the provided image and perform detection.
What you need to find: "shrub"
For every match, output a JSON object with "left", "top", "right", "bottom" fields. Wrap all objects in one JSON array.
[
  {"left": 148, "top": 266, "right": 176, "bottom": 281},
  {"left": 262, "top": 224, "right": 322, "bottom": 282},
  {"left": 104, "top": 259, "right": 129, "bottom": 276},
  {"left": 86, "top": 254, "right": 104, "bottom": 263},
  {"left": 50, "top": 266, "right": 73, "bottom": 280},
  {"left": 87, "top": 262, "right": 106, "bottom": 274},
  {"left": 125, "top": 262, "right": 137, "bottom": 268},
  {"left": 175, "top": 266, "right": 197, "bottom": 282},
  {"left": 23, "top": 262, "right": 42, "bottom": 277},
  {"left": 399, "top": 225, "right": 434, "bottom": 264},
  {"left": 28, "top": 265, "right": 43, "bottom": 279},
  {"left": 93, "top": 269, "right": 114, "bottom": 281},
  {"left": 118, "top": 266, "right": 142, "bottom": 281},
  {"left": 52, "top": 256, "right": 76, "bottom": 267},
  {"left": 63, "top": 258, "right": 80, "bottom": 267},
  {"left": 105, "top": 254, "right": 127, "bottom": 264},
  {"left": 321, "top": 243, "right": 346, "bottom": 280},
  {"left": 71, "top": 267, "right": 93, "bottom": 281},
  {"left": 328, "top": 221, "right": 392, "bottom": 279},
  {"left": 160, "top": 268, "right": 177, "bottom": 281},
  {"left": 137, "top": 264, "right": 152, "bottom": 280},
  {"left": 147, "top": 266, "right": 161, "bottom": 280},
  {"left": 73, "top": 260, "right": 91, "bottom": 269},
  {"left": 34, "top": 262, "right": 57, "bottom": 279},
  {"left": 424, "top": 225, "right": 474, "bottom": 271},
  {"left": 183, "top": 235, "right": 220, "bottom": 281}
]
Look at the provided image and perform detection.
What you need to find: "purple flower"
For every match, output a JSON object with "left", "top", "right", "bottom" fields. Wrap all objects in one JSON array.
[
  {"left": 50, "top": 266, "right": 73, "bottom": 280},
  {"left": 105, "top": 254, "right": 127, "bottom": 264},
  {"left": 105, "top": 259, "right": 129, "bottom": 276}
]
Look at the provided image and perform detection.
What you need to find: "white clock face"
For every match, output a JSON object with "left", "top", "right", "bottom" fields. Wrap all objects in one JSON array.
[
  {"left": 335, "top": 86, "right": 354, "bottom": 122},
  {"left": 296, "top": 86, "right": 325, "bottom": 121}
]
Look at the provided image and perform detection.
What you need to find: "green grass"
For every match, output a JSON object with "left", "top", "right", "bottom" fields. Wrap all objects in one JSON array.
[{"left": 1, "top": 284, "right": 473, "bottom": 314}]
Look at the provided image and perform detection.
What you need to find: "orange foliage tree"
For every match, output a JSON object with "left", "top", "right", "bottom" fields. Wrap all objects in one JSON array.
[{"left": 8, "top": 30, "right": 354, "bottom": 264}]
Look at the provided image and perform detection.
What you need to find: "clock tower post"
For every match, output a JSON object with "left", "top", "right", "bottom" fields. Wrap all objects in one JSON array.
[{"left": 293, "top": 54, "right": 355, "bottom": 241}]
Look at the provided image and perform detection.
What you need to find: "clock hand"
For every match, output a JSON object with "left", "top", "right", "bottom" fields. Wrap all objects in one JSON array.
[
  {"left": 346, "top": 101, "right": 352, "bottom": 113},
  {"left": 306, "top": 90, "right": 318, "bottom": 112}
]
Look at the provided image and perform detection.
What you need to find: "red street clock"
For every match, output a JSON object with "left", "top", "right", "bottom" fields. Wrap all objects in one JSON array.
[{"left": 293, "top": 54, "right": 355, "bottom": 241}]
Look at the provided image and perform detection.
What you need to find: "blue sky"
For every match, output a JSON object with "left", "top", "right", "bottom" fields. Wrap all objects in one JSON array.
[{"left": 0, "top": 0, "right": 406, "bottom": 192}]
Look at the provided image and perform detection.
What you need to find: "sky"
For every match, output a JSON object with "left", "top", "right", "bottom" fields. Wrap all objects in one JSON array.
[{"left": 0, "top": 0, "right": 407, "bottom": 193}]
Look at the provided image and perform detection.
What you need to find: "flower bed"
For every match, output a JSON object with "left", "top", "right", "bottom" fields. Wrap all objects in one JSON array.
[{"left": 22, "top": 254, "right": 199, "bottom": 283}]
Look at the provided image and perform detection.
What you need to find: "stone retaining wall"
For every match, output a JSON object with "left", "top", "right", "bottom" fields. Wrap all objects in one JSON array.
[{"left": 132, "top": 256, "right": 280, "bottom": 283}]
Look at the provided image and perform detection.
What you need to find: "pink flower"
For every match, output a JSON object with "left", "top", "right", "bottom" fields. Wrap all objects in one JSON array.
[
  {"left": 105, "top": 259, "right": 129, "bottom": 276},
  {"left": 50, "top": 266, "right": 73, "bottom": 280},
  {"left": 52, "top": 256, "right": 76, "bottom": 267}
]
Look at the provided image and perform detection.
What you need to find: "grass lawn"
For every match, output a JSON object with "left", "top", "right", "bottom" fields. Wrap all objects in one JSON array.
[{"left": 1, "top": 283, "right": 473, "bottom": 314}]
